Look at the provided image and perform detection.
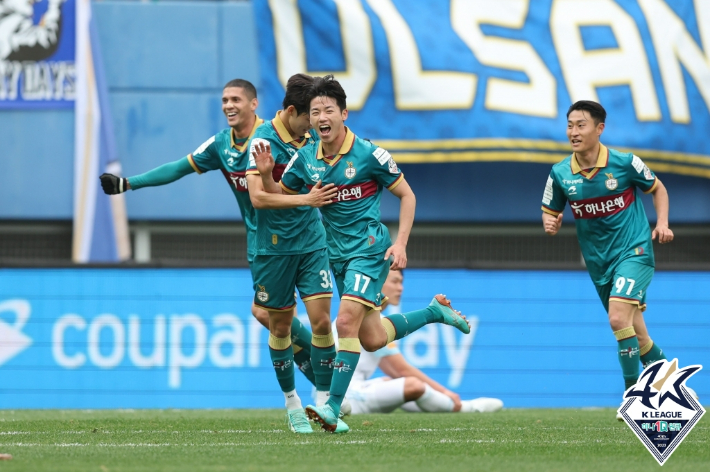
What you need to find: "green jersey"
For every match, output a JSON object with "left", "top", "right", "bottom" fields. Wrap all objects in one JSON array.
[
  {"left": 279, "top": 127, "right": 405, "bottom": 262},
  {"left": 541, "top": 143, "right": 659, "bottom": 285},
  {"left": 187, "top": 117, "right": 264, "bottom": 260},
  {"left": 245, "top": 113, "right": 326, "bottom": 255}
]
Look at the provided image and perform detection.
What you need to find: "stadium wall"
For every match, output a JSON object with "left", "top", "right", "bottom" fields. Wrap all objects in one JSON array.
[
  {"left": 1, "top": 268, "right": 707, "bottom": 409},
  {"left": 2, "top": 0, "right": 710, "bottom": 223}
]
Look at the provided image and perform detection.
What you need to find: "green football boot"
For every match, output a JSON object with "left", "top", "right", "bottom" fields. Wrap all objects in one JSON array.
[
  {"left": 286, "top": 408, "right": 313, "bottom": 434},
  {"left": 429, "top": 294, "right": 470, "bottom": 334},
  {"left": 305, "top": 404, "right": 349, "bottom": 433}
]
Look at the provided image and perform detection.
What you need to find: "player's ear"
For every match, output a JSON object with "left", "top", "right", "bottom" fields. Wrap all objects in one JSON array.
[
  {"left": 597, "top": 122, "right": 605, "bottom": 137},
  {"left": 251, "top": 97, "right": 259, "bottom": 112},
  {"left": 342, "top": 109, "right": 348, "bottom": 121}
]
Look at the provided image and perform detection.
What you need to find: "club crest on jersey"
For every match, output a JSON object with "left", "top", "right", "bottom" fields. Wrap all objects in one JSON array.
[
  {"left": 256, "top": 285, "right": 269, "bottom": 303},
  {"left": 618, "top": 359, "right": 705, "bottom": 466},
  {"left": 345, "top": 161, "right": 357, "bottom": 179},
  {"left": 605, "top": 173, "right": 618, "bottom": 191}
]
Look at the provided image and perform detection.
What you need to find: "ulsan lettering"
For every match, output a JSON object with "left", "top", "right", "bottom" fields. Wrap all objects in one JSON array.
[{"left": 52, "top": 313, "right": 264, "bottom": 388}]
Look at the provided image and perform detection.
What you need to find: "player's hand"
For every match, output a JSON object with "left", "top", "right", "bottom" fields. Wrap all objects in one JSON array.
[
  {"left": 305, "top": 181, "right": 338, "bottom": 207},
  {"left": 251, "top": 141, "right": 275, "bottom": 175},
  {"left": 385, "top": 242, "right": 407, "bottom": 270},
  {"left": 99, "top": 173, "right": 128, "bottom": 195},
  {"left": 543, "top": 213, "right": 563, "bottom": 236},
  {"left": 652, "top": 224, "right": 674, "bottom": 244},
  {"left": 443, "top": 390, "right": 462, "bottom": 411}
]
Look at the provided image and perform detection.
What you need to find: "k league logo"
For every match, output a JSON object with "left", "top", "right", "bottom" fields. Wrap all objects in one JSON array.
[{"left": 618, "top": 359, "right": 704, "bottom": 466}]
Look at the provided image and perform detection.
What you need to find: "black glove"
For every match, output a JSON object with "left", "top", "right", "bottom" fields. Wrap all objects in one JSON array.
[{"left": 99, "top": 173, "right": 128, "bottom": 195}]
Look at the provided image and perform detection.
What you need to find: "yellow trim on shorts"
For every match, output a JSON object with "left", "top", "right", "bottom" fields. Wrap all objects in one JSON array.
[
  {"left": 245, "top": 169, "right": 260, "bottom": 176},
  {"left": 613, "top": 326, "right": 636, "bottom": 341},
  {"left": 342, "top": 295, "right": 378, "bottom": 310},
  {"left": 609, "top": 297, "right": 641, "bottom": 307},
  {"left": 268, "top": 334, "right": 292, "bottom": 350},
  {"left": 301, "top": 293, "right": 333, "bottom": 302},
  {"left": 338, "top": 337, "right": 361, "bottom": 353},
  {"left": 255, "top": 302, "right": 296, "bottom": 313},
  {"left": 312, "top": 332, "right": 335, "bottom": 348}
]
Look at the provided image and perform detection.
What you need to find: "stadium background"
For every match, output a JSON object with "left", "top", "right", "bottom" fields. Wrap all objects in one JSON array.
[{"left": 1, "top": 0, "right": 708, "bottom": 409}]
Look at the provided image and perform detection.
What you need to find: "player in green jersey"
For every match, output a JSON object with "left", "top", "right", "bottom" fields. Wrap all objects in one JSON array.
[
  {"left": 251, "top": 75, "right": 472, "bottom": 433},
  {"left": 244, "top": 73, "right": 341, "bottom": 433},
  {"left": 98, "top": 79, "right": 337, "bottom": 420},
  {"left": 541, "top": 100, "right": 697, "bottom": 416}
]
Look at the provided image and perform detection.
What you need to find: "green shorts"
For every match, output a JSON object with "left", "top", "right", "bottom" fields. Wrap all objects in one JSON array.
[
  {"left": 595, "top": 259, "right": 654, "bottom": 313},
  {"left": 251, "top": 248, "right": 333, "bottom": 312},
  {"left": 331, "top": 252, "right": 389, "bottom": 310}
]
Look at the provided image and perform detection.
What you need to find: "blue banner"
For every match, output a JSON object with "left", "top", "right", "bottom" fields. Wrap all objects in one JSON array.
[
  {"left": 0, "top": 268, "right": 707, "bottom": 409},
  {"left": 0, "top": 0, "right": 75, "bottom": 108},
  {"left": 255, "top": 0, "right": 710, "bottom": 179}
]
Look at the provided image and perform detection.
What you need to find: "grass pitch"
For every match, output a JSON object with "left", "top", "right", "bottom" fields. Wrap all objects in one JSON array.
[{"left": 0, "top": 409, "right": 707, "bottom": 472}]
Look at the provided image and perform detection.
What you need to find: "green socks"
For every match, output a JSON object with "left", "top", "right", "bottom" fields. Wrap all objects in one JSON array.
[
  {"left": 290, "top": 317, "right": 312, "bottom": 350},
  {"left": 268, "top": 334, "right": 296, "bottom": 393},
  {"left": 614, "top": 327, "right": 640, "bottom": 390},
  {"left": 293, "top": 344, "right": 316, "bottom": 386},
  {"left": 326, "top": 337, "right": 361, "bottom": 416},
  {"left": 311, "top": 332, "right": 336, "bottom": 391},
  {"left": 640, "top": 339, "right": 666, "bottom": 369},
  {"left": 383, "top": 307, "right": 438, "bottom": 341}
]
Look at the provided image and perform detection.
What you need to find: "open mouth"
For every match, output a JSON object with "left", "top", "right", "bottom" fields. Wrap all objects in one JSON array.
[
  {"left": 227, "top": 112, "right": 237, "bottom": 119},
  {"left": 319, "top": 125, "right": 332, "bottom": 137},
  {"left": 571, "top": 139, "right": 581, "bottom": 146}
]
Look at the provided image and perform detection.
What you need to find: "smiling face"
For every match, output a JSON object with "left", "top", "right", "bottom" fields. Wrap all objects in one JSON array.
[
  {"left": 310, "top": 95, "right": 348, "bottom": 149},
  {"left": 567, "top": 109, "right": 604, "bottom": 156},
  {"left": 222, "top": 86, "right": 257, "bottom": 130}
]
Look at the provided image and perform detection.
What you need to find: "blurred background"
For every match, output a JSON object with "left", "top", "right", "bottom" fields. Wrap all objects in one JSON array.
[{"left": 1, "top": 0, "right": 708, "bottom": 409}]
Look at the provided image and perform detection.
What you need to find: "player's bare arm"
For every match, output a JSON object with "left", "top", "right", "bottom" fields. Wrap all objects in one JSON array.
[
  {"left": 385, "top": 178, "right": 415, "bottom": 270},
  {"left": 542, "top": 212, "right": 563, "bottom": 236},
  {"left": 650, "top": 178, "right": 673, "bottom": 244},
  {"left": 246, "top": 173, "right": 337, "bottom": 209}
]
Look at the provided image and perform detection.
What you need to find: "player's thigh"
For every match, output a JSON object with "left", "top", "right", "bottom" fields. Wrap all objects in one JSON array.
[
  {"left": 336, "top": 254, "right": 390, "bottom": 311},
  {"left": 609, "top": 260, "right": 654, "bottom": 312},
  {"left": 251, "top": 254, "right": 299, "bottom": 311},
  {"left": 363, "top": 377, "right": 407, "bottom": 414}
]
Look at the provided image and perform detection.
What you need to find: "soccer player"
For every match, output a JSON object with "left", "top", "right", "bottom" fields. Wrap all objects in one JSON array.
[
  {"left": 244, "top": 73, "right": 339, "bottom": 433},
  {"left": 98, "top": 79, "right": 336, "bottom": 421},
  {"left": 343, "top": 269, "right": 503, "bottom": 415},
  {"left": 541, "top": 100, "right": 696, "bottom": 417},
  {"left": 252, "top": 75, "right": 471, "bottom": 433}
]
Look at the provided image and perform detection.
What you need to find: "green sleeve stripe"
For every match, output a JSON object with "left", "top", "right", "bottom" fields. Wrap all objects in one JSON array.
[{"left": 129, "top": 157, "right": 196, "bottom": 190}]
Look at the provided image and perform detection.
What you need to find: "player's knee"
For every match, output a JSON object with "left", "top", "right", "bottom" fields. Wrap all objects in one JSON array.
[
  {"left": 360, "top": 337, "right": 386, "bottom": 353},
  {"left": 251, "top": 304, "right": 269, "bottom": 328},
  {"left": 335, "top": 313, "right": 358, "bottom": 338},
  {"left": 309, "top": 314, "right": 331, "bottom": 335},
  {"left": 404, "top": 377, "right": 426, "bottom": 399}
]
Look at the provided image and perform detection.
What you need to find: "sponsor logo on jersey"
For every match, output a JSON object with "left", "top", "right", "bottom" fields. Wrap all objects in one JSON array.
[
  {"left": 542, "top": 176, "right": 554, "bottom": 205},
  {"left": 568, "top": 185, "right": 577, "bottom": 195},
  {"left": 307, "top": 163, "right": 326, "bottom": 172},
  {"left": 618, "top": 359, "right": 705, "bottom": 465},
  {"left": 333, "top": 181, "right": 378, "bottom": 202},
  {"left": 222, "top": 170, "right": 248, "bottom": 192},
  {"left": 635, "top": 247, "right": 645, "bottom": 255},
  {"left": 256, "top": 285, "right": 269, "bottom": 303},
  {"left": 569, "top": 187, "right": 634, "bottom": 219},
  {"left": 644, "top": 166, "right": 654, "bottom": 181},
  {"left": 373, "top": 147, "right": 391, "bottom": 165},
  {"left": 388, "top": 157, "right": 399, "bottom": 174},
  {"left": 368, "top": 235, "right": 376, "bottom": 246},
  {"left": 605, "top": 173, "right": 618, "bottom": 191},
  {"left": 563, "top": 178, "right": 584, "bottom": 185},
  {"left": 345, "top": 161, "right": 357, "bottom": 179}
]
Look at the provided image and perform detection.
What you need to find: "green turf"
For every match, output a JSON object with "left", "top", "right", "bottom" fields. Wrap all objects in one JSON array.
[{"left": 0, "top": 409, "right": 707, "bottom": 472}]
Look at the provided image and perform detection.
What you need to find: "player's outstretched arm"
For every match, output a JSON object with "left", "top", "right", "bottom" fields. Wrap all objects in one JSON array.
[
  {"left": 99, "top": 157, "right": 195, "bottom": 195},
  {"left": 251, "top": 141, "right": 282, "bottom": 195},
  {"left": 379, "top": 353, "right": 461, "bottom": 407},
  {"left": 385, "top": 178, "right": 415, "bottom": 270},
  {"left": 246, "top": 175, "right": 337, "bottom": 209},
  {"left": 542, "top": 212, "right": 563, "bottom": 236},
  {"left": 650, "top": 178, "right": 673, "bottom": 244}
]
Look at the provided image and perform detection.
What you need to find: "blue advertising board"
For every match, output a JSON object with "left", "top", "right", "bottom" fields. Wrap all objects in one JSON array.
[
  {"left": 0, "top": 0, "right": 76, "bottom": 108},
  {"left": 0, "top": 268, "right": 707, "bottom": 409},
  {"left": 254, "top": 0, "right": 710, "bottom": 180}
]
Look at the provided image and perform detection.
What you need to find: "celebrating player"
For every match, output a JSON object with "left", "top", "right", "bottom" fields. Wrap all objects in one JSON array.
[
  {"left": 342, "top": 269, "right": 503, "bottom": 415},
  {"left": 98, "top": 79, "right": 336, "bottom": 418},
  {"left": 252, "top": 75, "right": 471, "bottom": 433},
  {"left": 244, "top": 73, "right": 340, "bottom": 433},
  {"left": 541, "top": 100, "right": 696, "bottom": 418}
]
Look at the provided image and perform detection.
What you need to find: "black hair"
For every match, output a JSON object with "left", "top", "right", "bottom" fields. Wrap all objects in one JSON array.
[
  {"left": 223, "top": 79, "right": 257, "bottom": 100},
  {"left": 282, "top": 73, "right": 314, "bottom": 115},
  {"left": 309, "top": 74, "right": 347, "bottom": 111},
  {"left": 566, "top": 100, "right": 606, "bottom": 124}
]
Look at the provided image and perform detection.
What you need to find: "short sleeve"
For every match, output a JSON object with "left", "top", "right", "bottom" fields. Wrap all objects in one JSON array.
[
  {"left": 371, "top": 146, "right": 404, "bottom": 190},
  {"left": 279, "top": 152, "right": 306, "bottom": 194},
  {"left": 629, "top": 154, "right": 658, "bottom": 194},
  {"left": 188, "top": 136, "right": 222, "bottom": 174},
  {"left": 541, "top": 172, "right": 567, "bottom": 216}
]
